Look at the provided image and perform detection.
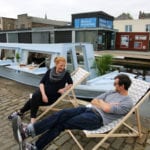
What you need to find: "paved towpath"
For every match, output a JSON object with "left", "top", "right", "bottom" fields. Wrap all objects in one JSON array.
[
  {"left": 0, "top": 77, "right": 150, "bottom": 150},
  {"left": 95, "top": 50, "right": 150, "bottom": 60}
]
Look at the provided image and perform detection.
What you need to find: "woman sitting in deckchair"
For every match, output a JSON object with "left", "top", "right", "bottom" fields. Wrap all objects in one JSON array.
[{"left": 8, "top": 56, "right": 73, "bottom": 123}]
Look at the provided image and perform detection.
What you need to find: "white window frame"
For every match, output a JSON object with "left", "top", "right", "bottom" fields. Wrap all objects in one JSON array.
[
  {"left": 145, "top": 24, "right": 150, "bottom": 32},
  {"left": 125, "top": 25, "right": 132, "bottom": 32}
]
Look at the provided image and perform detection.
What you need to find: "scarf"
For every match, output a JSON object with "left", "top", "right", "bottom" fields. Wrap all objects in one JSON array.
[{"left": 49, "top": 67, "right": 66, "bottom": 82}]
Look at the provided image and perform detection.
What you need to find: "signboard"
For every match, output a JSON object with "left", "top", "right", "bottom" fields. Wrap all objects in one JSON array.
[
  {"left": 99, "top": 18, "right": 113, "bottom": 29},
  {"left": 120, "top": 35, "right": 129, "bottom": 48},
  {"left": 135, "top": 35, "right": 147, "bottom": 40},
  {"left": 74, "top": 18, "right": 96, "bottom": 28}
]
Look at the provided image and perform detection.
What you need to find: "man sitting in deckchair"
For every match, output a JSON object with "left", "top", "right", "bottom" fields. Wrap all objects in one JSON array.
[{"left": 11, "top": 74, "right": 133, "bottom": 150}]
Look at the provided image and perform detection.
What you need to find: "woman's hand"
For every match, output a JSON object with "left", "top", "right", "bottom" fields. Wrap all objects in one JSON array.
[
  {"left": 42, "top": 94, "right": 48, "bottom": 103},
  {"left": 39, "top": 83, "right": 48, "bottom": 103},
  {"left": 58, "top": 88, "right": 66, "bottom": 94},
  {"left": 58, "top": 84, "right": 73, "bottom": 95}
]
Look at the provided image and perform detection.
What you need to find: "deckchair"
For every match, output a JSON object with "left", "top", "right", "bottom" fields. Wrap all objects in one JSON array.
[
  {"left": 67, "top": 78, "right": 150, "bottom": 150},
  {"left": 36, "top": 67, "right": 90, "bottom": 121}
]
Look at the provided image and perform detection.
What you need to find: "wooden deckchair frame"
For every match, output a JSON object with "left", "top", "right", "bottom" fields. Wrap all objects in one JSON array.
[
  {"left": 36, "top": 67, "right": 90, "bottom": 121},
  {"left": 67, "top": 78, "right": 150, "bottom": 150}
]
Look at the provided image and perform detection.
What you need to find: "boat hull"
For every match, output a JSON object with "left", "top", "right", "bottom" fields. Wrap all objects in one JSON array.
[{"left": 0, "top": 66, "right": 43, "bottom": 87}]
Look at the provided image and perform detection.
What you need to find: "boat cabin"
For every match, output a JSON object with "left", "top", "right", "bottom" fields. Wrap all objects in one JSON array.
[{"left": 0, "top": 43, "right": 96, "bottom": 86}]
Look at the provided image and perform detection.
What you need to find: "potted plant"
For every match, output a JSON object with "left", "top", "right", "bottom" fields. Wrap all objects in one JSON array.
[
  {"left": 94, "top": 54, "right": 113, "bottom": 75},
  {"left": 15, "top": 52, "right": 20, "bottom": 63}
]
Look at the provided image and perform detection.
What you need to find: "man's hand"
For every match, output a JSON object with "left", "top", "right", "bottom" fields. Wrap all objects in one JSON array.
[
  {"left": 91, "top": 99, "right": 103, "bottom": 108},
  {"left": 91, "top": 98, "right": 111, "bottom": 113}
]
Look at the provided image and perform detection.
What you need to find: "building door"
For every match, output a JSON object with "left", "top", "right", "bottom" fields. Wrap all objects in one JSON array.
[
  {"left": 97, "top": 31, "right": 106, "bottom": 50},
  {"left": 97, "top": 31, "right": 115, "bottom": 50}
]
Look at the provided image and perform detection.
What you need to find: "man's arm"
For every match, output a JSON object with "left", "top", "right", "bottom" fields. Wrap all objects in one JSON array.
[{"left": 91, "top": 98, "right": 118, "bottom": 113}]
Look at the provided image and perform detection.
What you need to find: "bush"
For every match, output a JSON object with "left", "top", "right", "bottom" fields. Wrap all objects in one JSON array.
[{"left": 95, "top": 54, "right": 113, "bottom": 75}]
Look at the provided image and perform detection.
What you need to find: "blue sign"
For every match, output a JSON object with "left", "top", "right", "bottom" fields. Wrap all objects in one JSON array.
[
  {"left": 74, "top": 18, "right": 96, "bottom": 28},
  {"left": 99, "top": 18, "right": 113, "bottom": 29},
  {"left": 107, "top": 20, "right": 113, "bottom": 29},
  {"left": 74, "top": 19, "right": 80, "bottom": 28}
]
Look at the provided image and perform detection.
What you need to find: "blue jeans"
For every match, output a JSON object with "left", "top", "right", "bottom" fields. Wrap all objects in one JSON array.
[{"left": 33, "top": 106, "right": 103, "bottom": 150}]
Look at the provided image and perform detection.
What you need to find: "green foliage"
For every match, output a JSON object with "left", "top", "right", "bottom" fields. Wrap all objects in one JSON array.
[
  {"left": 95, "top": 54, "right": 113, "bottom": 75},
  {"left": 15, "top": 53, "right": 20, "bottom": 62}
]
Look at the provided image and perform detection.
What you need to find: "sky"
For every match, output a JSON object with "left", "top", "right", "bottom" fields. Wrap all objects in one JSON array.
[{"left": 0, "top": 0, "right": 149, "bottom": 21}]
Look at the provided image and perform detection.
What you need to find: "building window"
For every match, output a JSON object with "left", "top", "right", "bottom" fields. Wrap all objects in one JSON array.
[
  {"left": 134, "top": 42, "right": 142, "bottom": 49},
  {"left": 20, "top": 24, "right": 25, "bottom": 29},
  {"left": 125, "top": 25, "right": 132, "bottom": 32},
  {"left": 7, "top": 24, "right": 11, "bottom": 30},
  {"left": 145, "top": 24, "right": 150, "bottom": 32}
]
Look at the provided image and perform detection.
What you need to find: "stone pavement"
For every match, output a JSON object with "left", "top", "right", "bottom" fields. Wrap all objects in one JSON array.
[{"left": 0, "top": 77, "right": 150, "bottom": 150}]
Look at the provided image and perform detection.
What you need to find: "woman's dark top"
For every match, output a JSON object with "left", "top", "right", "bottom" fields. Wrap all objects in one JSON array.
[{"left": 40, "top": 69, "right": 73, "bottom": 101}]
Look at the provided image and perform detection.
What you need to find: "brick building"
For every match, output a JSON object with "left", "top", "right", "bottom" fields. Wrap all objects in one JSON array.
[
  {"left": 0, "top": 17, "right": 16, "bottom": 31},
  {"left": 15, "top": 14, "right": 70, "bottom": 29}
]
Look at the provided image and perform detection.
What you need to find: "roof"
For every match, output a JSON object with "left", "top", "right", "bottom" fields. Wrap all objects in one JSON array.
[
  {"left": 17, "top": 13, "right": 71, "bottom": 27},
  {"left": 72, "top": 11, "right": 114, "bottom": 20},
  {"left": 31, "top": 17, "right": 70, "bottom": 26},
  {"left": 139, "top": 11, "right": 150, "bottom": 19},
  {"left": 115, "top": 13, "right": 133, "bottom": 20},
  {"left": 0, "top": 42, "right": 92, "bottom": 54}
]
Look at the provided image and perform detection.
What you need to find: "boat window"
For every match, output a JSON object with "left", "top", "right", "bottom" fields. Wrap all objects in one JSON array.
[
  {"left": 67, "top": 51, "right": 74, "bottom": 73},
  {"left": 0, "top": 49, "right": 15, "bottom": 61},
  {"left": 27, "top": 52, "right": 51, "bottom": 68},
  {"left": 75, "top": 46, "right": 85, "bottom": 68}
]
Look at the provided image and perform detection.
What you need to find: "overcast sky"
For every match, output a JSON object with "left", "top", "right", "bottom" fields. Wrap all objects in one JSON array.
[{"left": 0, "top": 0, "right": 149, "bottom": 21}]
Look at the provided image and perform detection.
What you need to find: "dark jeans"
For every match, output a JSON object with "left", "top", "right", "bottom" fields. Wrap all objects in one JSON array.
[
  {"left": 20, "top": 89, "right": 57, "bottom": 118},
  {"left": 33, "top": 107, "right": 103, "bottom": 150}
]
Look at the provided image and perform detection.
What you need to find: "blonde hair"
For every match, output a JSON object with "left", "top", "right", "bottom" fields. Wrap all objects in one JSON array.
[{"left": 54, "top": 56, "right": 66, "bottom": 65}]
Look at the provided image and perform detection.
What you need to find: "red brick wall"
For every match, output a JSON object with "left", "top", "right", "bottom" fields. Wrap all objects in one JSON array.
[{"left": 115, "top": 32, "right": 150, "bottom": 51}]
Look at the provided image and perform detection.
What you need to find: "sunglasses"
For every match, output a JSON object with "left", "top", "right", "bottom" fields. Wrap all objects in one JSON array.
[{"left": 114, "top": 82, "right": 118, "bottom": 86}]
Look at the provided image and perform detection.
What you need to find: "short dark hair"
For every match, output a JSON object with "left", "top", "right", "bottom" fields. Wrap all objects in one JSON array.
[{"left": 114, "top": 74, "right": 132, "bottom": 90}]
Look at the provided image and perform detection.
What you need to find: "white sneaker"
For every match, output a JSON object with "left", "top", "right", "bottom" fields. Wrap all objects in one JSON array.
[
  {"left": 12, "top": 116, "right": 29, "bottom": 149},
  {"left": 8, "top": 111, "right": 23, "bottom": 120},
  {"left": 23, "top": 142, "right": 37, "bottom": 150}
]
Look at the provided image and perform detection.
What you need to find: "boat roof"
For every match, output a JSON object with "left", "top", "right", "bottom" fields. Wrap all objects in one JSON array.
[{"left": 0, "top": 43, "right": 90, "bottom": 54}]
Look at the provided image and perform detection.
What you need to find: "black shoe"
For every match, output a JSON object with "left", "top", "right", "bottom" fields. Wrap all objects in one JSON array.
[
  {"left": 8, "top": 111, "right": 23, "bottom": 120},
  {"left": 12, "top": 116, "right": 28, "bottom": 147}
]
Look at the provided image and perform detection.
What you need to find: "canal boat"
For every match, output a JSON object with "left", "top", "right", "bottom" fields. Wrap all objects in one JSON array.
[{"left": 0, "top": 42, "right": 96, "bottom": 86}]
